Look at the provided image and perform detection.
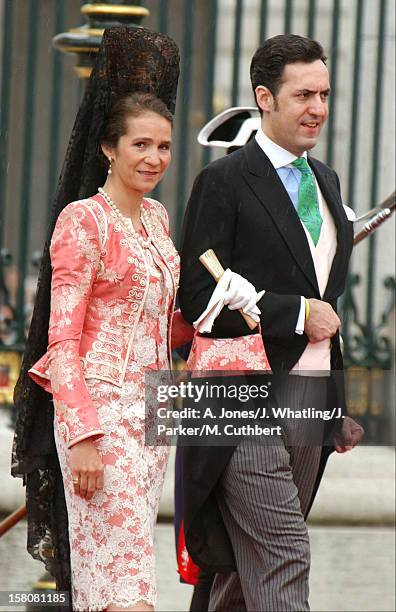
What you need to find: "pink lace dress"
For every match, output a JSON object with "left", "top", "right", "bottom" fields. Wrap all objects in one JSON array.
[{"left": 54, "top": 236, "right": 173, "bottom": 611}]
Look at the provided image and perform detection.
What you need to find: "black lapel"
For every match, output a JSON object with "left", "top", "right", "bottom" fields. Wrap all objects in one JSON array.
[
  {"left": 308, "top": 157, "right": 349, "bottom": 300},
  {"left": 243, "top": 140, "right": 320, "bottom": 295}
]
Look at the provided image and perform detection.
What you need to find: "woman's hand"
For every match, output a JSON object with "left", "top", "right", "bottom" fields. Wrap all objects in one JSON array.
[{"left": 69, "top": 439, "right": 104, "bottom": 500}]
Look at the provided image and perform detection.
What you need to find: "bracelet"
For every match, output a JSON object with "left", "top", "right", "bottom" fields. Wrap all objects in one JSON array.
[{"left": 304, "top": 298, "right": 310, "bottom": 321}]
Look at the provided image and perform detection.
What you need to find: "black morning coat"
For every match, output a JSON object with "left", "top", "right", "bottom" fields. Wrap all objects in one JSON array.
[{"left": 178, "top": 138, "right": 354, "bottom": 573}]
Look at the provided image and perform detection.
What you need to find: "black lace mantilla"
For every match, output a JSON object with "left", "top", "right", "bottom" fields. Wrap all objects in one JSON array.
[{"left": 11, "top": 26, "right": 179, "bottom": 601}]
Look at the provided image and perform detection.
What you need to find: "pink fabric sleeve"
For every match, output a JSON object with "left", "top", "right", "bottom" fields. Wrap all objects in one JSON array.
[
  {"left": 171, "top": 309, "right": 194, "bottom": 349},
  {"left": 47, "top": 203, "right": 105, "bottom": 448}
]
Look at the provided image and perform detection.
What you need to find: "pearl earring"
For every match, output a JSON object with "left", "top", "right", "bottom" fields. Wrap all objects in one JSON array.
[{"left": 108, "top": 158, "right": 112, "bottom": 175}]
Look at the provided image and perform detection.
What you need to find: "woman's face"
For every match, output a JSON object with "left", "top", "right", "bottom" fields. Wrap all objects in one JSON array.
[{"left": 103, "top": 111, "right": 172, "bottom": 194}]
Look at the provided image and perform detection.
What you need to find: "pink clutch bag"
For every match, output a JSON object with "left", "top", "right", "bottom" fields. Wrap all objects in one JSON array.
[
  {"left": 186, "top": 326, "right": 271, "bottom": 372},
  {"left": 187, "top": 250, "right": 271, "bottom": 373}
]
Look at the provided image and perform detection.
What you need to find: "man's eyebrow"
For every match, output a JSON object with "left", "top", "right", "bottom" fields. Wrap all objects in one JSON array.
[{"left": 296, "top": 88, "right": 331, "bottom": 94}]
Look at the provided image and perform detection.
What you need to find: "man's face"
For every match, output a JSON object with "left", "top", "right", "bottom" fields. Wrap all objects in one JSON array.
[{"left": 257, "top": 60, "right": 330, "bottom": 156}]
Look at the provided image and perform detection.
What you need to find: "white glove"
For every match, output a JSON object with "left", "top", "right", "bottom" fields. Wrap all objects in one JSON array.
[
  {"left": 193, "top": 268, "right": 233, "bottom": 333},
  {"left": 224, "top": 271, "right": 265, "bottom": 315},
  {"left": 193, "top": 269, "right": 265, "bottom": 333}
]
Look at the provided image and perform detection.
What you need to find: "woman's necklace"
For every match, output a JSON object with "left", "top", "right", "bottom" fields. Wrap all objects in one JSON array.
[{"left": 98, "top": 187, "right": 153, "bottom": 248}]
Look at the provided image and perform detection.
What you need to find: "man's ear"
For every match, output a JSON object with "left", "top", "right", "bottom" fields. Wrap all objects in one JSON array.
[{"left": 255, "top": 86, "right": 275, "bottom": 113}]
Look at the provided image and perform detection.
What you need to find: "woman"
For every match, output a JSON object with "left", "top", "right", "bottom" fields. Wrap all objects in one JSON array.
[
  {"left": 12, "top": 28, "right": 192, "bottom": 612},
  {"left": 32, "top": 91, "right": 181, "bottom": 611}
]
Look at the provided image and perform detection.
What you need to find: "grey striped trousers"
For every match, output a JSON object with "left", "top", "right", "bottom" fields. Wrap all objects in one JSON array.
[{"left": 209, "top": 376, "right": 326, "bottom": 612}]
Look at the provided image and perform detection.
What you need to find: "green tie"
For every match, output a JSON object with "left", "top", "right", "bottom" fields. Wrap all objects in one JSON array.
[{"left": 292, "top": 157, "right": 322, "bottom": 246}]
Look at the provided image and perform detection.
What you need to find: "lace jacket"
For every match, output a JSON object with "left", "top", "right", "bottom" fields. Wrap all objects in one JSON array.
[{"left": 29, "top": 194, "right": 190, "bottom": 449}]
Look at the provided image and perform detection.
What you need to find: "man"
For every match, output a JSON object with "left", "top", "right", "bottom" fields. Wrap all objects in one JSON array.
[{"left": 179, "top": 35, "right": 363, "bottom": 611}]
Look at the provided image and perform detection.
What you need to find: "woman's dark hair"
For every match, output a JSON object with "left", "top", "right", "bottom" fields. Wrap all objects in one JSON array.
[
  {"left": 101, "top": 91, "right": 173, "bottom": 149},
  {"left": 250, "top": 34, "right": 327, "bottom": 105}
]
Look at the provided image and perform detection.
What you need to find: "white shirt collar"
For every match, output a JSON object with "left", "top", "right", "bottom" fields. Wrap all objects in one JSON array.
[{"left": 255, "top": 127, "right": 307, "bottom": 169}]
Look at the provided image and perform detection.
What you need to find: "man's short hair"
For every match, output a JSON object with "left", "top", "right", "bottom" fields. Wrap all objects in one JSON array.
[{"left": 250, "top": 34, "right": 327, "bottom": 101}]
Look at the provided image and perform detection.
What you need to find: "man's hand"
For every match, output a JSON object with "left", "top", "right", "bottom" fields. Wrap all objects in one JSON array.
[
  {"left": 224, "top": 271, "right": 262, "bottom": 320},
  {"left": 334, "top": 416, "right": 365, "bottom": 453},
  {"left": 69, "top": 439, "right": 104, "bottom": 500},
  {"left": 304, "top": 298, "right": 341, "bottom": 343}
]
